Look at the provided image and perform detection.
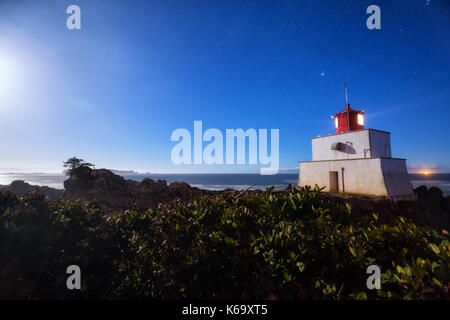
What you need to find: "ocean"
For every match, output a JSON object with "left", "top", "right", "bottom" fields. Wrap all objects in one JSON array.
[{"left": 0, "top": 172, "right": 449, "bottom": 195}]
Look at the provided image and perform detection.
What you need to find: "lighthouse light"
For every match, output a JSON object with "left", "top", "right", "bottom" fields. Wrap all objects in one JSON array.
[
  {"left": 334, "top": 117, "right": 338, "bottom": 128},
  {"left": 357, "top": 114, "right": 364, "bottom": 126}
]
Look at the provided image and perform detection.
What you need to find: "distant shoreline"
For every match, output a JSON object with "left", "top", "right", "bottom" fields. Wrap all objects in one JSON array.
[{"left": 1, "top": 172, "right": 449, "bottom": 195}]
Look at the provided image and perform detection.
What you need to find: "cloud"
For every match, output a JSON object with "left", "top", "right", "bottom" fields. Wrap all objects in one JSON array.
[{"left": 407, "top": 164, "right": 449, "bottom": 173}]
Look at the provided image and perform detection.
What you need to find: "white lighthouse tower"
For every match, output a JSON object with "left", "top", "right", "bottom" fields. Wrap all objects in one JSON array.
[{"left": 298, "top": 88, "right": 416, "bottom": 201}]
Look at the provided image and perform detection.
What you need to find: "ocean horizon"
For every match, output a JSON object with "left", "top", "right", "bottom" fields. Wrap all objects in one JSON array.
[{"left": 0, "top": 172, "right": 449, "bottom": 195}]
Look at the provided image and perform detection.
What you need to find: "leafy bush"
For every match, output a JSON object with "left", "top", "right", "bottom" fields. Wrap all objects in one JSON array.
[{"left": 0, "top": 186, "right": 448, "bottom": 299}]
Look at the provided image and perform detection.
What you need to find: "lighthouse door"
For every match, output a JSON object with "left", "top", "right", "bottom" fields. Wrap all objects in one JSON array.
[{"left": 329, "top": 171, "right": 339, "bottom": 192}]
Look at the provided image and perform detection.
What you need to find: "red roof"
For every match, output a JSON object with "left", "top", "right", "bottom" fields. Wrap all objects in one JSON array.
[{"left": 333, "top": 104, "right": 363, "bottom": 118}]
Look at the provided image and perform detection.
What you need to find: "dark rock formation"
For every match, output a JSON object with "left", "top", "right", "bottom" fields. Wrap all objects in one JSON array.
[
  {"left": 412, "top": 185, "right": 450, "bottom": 230},
  {"left": 324, "top": 185, "right": 450, "bottom": 231},
  {"left": 63, "top": 168, "right": 212, "bottom": 212},
  {"left": 0, "top": 180, "right": 64, "bottom": 199},
  {"left": 58, "top": 167, "right": 450, "bottom": 230}
]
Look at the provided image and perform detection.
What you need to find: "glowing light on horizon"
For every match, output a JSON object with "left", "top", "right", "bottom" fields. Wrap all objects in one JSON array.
[{"left": 421, "top": 170, "right": 431, "bottom": 175}]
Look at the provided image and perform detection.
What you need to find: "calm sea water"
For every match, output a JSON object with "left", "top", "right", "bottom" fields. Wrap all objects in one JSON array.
[{"left": 0, "top": 173, "right": 449, "bottom": 195}]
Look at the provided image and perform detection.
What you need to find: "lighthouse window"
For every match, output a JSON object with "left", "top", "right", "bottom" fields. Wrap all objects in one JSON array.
[
  {"left": 335, "top": 117, "right": 338, "bottom": 128},
  {"left": 357, "top": 114, "right": 364, "bottom": 126}
]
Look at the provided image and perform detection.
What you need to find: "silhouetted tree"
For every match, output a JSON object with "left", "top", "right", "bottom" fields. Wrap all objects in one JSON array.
[{"left": 63, "top": 157, "right": 94, "bottom": 176}]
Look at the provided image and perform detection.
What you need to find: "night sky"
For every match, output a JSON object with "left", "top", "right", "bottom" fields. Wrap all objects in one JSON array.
[{"left": 0, "top": 0, "right": 448, "bottom": 173}]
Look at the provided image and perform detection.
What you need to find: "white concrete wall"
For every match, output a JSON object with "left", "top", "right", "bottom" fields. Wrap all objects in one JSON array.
[
  {"left": 311, "top": 129, "right": 391, "bottom": 161},
  {"left": 380, "top": 158, "right": 415, "bottom": 199},
  {"left": 299, "top": 158, "right": 388, "bottom": 195},
  {"left": 298, "top": 158, "right": 416, "bottom": 200},
  {"left": 312, "top": 130, "right": 371, "bottom": 161},
  {"left": 369, "top": 130, "right": 391, "bottom": 158}
]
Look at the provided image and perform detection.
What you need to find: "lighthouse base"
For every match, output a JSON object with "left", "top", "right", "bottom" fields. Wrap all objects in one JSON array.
[{"left": 298, "top": 157, "right": 416, "bottom": 202}]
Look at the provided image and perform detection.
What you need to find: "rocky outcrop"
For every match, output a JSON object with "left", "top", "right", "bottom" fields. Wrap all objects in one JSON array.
[
  {"left": 413, "top": 185, "right": 450, "bottom": 230},
  {"left": 324, "top": 185, "right": 450, "bottom": 231},
  {"left": 63, "top": 168, "right": 211, "bottom": 212},
  {"left": 0, "top": 180, "right": 64, "bottom": 199},
  {"left": 62, "top": 168, "right": 450, "bottom": 229}
]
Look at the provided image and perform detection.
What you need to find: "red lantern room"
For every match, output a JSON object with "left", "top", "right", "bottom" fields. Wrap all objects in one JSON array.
[{"left": 332, "top": 104, "right": 365, "bottom": 134}]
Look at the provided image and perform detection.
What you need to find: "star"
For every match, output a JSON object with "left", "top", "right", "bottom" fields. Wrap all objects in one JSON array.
[{"left": 320, "top": 72, "right": 325, "bottom": 77}]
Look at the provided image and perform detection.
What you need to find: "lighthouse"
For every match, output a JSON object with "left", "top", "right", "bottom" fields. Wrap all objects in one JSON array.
[{"left": 298, "top": 89, "right": 416, "bottom": 201}]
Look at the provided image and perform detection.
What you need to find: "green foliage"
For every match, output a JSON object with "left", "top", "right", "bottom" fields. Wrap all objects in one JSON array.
[
  {"left": 63, "top": 157, "right": 94, "bottom": 176},
  {"left": 0, "top": 185, "right": 449, "bottom": 299}
]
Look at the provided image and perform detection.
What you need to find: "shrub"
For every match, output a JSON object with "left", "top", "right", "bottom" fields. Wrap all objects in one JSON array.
[{"left": 0, "top": 186, "right": 448, "bottom": 299}]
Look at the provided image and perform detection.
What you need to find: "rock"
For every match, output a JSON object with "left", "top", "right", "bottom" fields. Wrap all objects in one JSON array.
[
  {"left": 322, "top": 187, "right": 450, "bottom": 230},
  {"left": 412, "top": 185, "right": 449, "bottom": 230},
  {"left": 1, "top": 180, "right": 64, "bottom": 199},
  {"left": 428, "top": 186, "right": 443, "bottom": 200},
  {"left": 413, "top": 185, "right": 428, "bottom": 198},
  {"left": 63, "top": 168, "right": 211, "bottom": 212},
  {"left": 61, "top": 170, "right": 450, "bottom": 229},
  {"left": 414, "top": 185, "right": 442, "bottom": 204}
]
